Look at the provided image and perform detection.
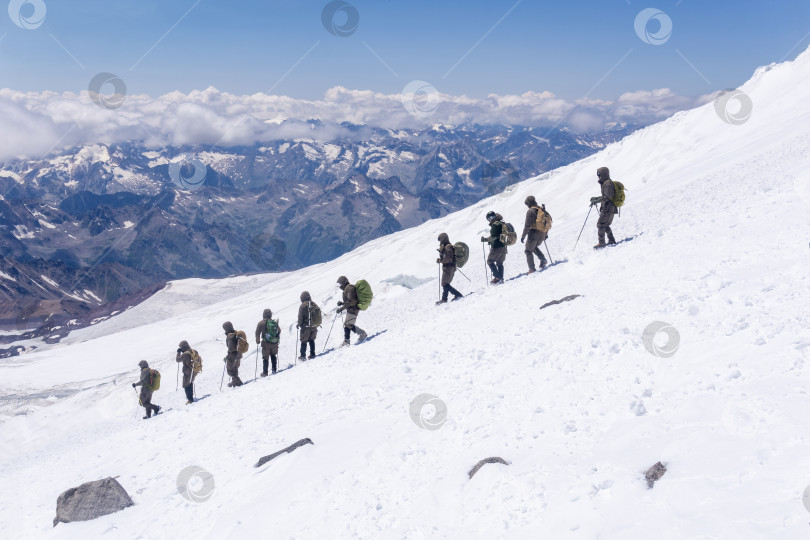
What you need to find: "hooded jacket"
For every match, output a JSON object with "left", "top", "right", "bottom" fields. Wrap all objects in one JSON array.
[
  {"left": 255, "top": 309, "right": 275, "bottom": 344},
  {"left": 298, "top": 292, "right": 319, "bottom": 328},
  {"left": 176, "top": 340, "right": 195, "bottom": 387}
]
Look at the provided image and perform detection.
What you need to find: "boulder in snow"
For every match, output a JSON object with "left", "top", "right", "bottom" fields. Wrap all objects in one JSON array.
[
  {"left": 539, "top": 295, "right": 581, "bottom": 310},
  {"left": 468, "top": 457, "right": 509, "bottom": 479},
  {"left": 255, "top": 438, "right": 314, "bottom": 468},
  {"left": 645, "top": 461, "right": 667, "bottom": 488},
  {"left": 53, "top": 477, "right": 134, "bottom": 527}
]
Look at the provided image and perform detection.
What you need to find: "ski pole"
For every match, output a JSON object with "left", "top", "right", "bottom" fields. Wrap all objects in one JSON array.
[
  {"left": 323, "top": 310, "right": 339, "bottom": 353},
  {"left": 254, "top": 348, "right": 259, "bottom": 381},
  {"left": 573, "top": 205, "right": 594, "bottom": 250},
  {"left": 176, "top": 362, "right": 179, "bottom": 392},
  {"left": 482, "top": 243, "right": 489, "bottom": 285},
  {"left": 456, "top": 268, "right": 471, "bottom": 282},
  {"left": 133, "top": 387, "right": 142, "bottom": 417},
  {"left": 295, "top": 328, "right": 299, "bottom": 366},
  {"left": 544, "top": 240, "right": 554, "bottom": 265},
  {"left": 219, "top": 360, "right": 226, "bottom": 391}
]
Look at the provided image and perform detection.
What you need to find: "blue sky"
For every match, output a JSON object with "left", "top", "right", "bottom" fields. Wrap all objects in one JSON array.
[{"left": 1, "top": 0, "right": 809, "bottom": 100}]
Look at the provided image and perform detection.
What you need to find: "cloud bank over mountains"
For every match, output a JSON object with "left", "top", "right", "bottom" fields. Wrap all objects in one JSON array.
[{"left": 0, "top": 85, "right": 714, "bottom": 162}]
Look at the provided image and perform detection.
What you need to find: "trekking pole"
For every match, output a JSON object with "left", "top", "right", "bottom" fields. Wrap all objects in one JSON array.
[
  {"left": 456, "top": 268, "right": 472, "bottom": 282},
  {"left": 323, "top": 310, "right": 339, "bottom": 353},
  {"left": 254, "top": 348, "right": 259, "bottom": 381},
  {"left": 482, "top": 243, "right": 489, "bottom": 285},
  {"left": 573, "top": 205, "right": 594, "bottom": 250},
  {"left": 133, "top": 387, "right": 141, "bottom": 417},
  {"left": 438, "top": 264, "right": 442, "bottom": 301},
  {"left": 295, "top": 328, "right": 299, "bottom": 366},
  {"left": 219, "top": 361, "right": 226, "bottom": 391},
  {"left": 544, "top": 240, "right": 554, "bottom": 265},
  {"left": 176, "top": 362, "right": 180, "bottom": 392}
]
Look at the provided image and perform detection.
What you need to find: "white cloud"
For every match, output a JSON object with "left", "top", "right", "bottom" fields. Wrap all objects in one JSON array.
[{"left": 0, "top": 85, "right": 714, "bottom": 162}]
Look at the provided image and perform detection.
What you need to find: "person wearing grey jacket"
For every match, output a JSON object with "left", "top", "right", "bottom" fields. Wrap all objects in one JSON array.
[
  {"left": 590, "top": 167, "right": 618, "bottom": 248},
  {"left": 297, "top": 292, "right": 319, "bottom": 361}
]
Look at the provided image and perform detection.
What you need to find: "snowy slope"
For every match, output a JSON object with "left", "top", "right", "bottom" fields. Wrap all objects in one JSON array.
[{"left": 2, "top": 47, "right": 810, "bottom": 539}]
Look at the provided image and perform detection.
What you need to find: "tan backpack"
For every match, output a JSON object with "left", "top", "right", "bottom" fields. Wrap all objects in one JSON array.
[
  {"left": 231, "top": 331, "right": 250, "bottom": 354},
  {"left": 189, "top": 349, "right": 202, "bottom": 375},
  {"left": 532, "top": 206, "right": 552, "bottom": 233}
]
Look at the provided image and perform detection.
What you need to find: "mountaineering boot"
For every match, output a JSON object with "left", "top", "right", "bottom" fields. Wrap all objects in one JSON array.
[
  {"left": 261, "top": 371, "right": 268, "bottom": 377},
  {"left": 298, "top": 355, "right": 306, "bottom": 362},
  {"left": 527, "top": 269, "right": 536, "bottom": 275},
  {"left": 308, "top": 353, "right": 316, "bottom": 360},
  {"left": 436, "top": 299, "right": 447, "bottom": 305},
  {"left": 451, "top": 293, "right": 464, "bottom": 301},
  {"left": 356, "top": 328, "right": 368, "bottom": 343},
  {"left": 341, "top": 339, "right": 351, "bottom": 347},
  {"left": 186, "top": 400, "right": 192, "bottom": 405},
  {"left": 594, "top": 242, "right": 607, "bottom": 249},
  {"left": 490, "top": 277, "right": 500, "bottom": 284}
]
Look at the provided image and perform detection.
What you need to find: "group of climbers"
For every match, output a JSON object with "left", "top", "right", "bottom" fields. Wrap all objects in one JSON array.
[
  {"left": 132, "top": 275, "right": 373, "bottom": 419},
  {"left": 133, "top": 167, "right": 622, "bottom": 419}
]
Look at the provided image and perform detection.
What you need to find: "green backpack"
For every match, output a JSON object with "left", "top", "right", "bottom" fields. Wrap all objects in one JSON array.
[
  {"left": 264, "top": 319, "right": 280, "bottom": 343},
  {"left": 612, "top": 181, "right": 626, "bottom": 208},
  {"left": 307, "top": 302, "right": 322, "bottom": 327},
  {"left": 148, "top": 369, "right": 161, "bottom": 392},
  {"left": 355, "top": 280, "right": 373, "bottom": 311},
  {"left": 453, "top": 242, "right": 469, "bottom": 269}
]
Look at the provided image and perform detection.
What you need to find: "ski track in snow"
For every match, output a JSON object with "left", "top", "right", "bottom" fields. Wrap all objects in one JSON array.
[{"left": 2, "top": 50, "right": 810, "bottom": 538}]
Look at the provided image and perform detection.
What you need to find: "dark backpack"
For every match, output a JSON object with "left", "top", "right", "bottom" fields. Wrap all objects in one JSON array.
[
  {"left": 264, "top": 319, "right": 280, "bottom": 343},
  {"left": 307, "top": 302, "right": 322, "bottom": 327},
  {"left": 499, "top": 222, "right": 518, "bottom": 246},
  {"left": 453, "top": 242, "right": 469, "bottom": 268}
]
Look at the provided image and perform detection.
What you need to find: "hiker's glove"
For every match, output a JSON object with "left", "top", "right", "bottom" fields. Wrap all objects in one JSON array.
[
  {"left": 590, "top": 197, "right": 599, "bottom": 206},
  {"left": 480, "top": 236, "right": 488, "bottom": 243},
  {"left": 132, "top": 383, "right": 136, "bottom": 388},
  {"left": 520, "top": 237, "right": 525, "bottom": 244},
  {"left": 177, "top": 348, "right": 182, "bottom": 353},
  {"left": 436, "top": 258, "right": 441, "bottom": 263},
  {"left": 337, "top": 306, "right": 345, "bottom": 313},
  {"left": 337, "top": 301, "right": 344, "bottom": 306}
]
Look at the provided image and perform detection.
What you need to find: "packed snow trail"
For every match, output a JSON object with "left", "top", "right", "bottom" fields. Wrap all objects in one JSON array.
[{"left": 2, "top": 48, "right": 810, "bottom": 538}]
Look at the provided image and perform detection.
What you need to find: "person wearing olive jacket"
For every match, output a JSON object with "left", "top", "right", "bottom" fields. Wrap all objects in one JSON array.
[
  {"left": 336, "top": 276, "right": 367, "bottom": 346},
  {"left": 222, "top": 321, "right": 243, "bottom": 387},
  {"left": 175, "top": 340, "right": 196, "bottom": 404},
  {"left": 590, "top": 167, "right": 618, "bottom": 249},
  {"left": 132, "top": 360, "right": 161, "bottom": 419},
  {"left": 481, "top": 211, "right": 507, "bottom": 284},
  {"left": 520, "top": 195, "right": 548, "bottom": 273},
  {"left": 254, "top": 309, "right": 279, "bottom": 376},
  {"left": 436, "top": 232, "right": 463, "bottom": 304}
]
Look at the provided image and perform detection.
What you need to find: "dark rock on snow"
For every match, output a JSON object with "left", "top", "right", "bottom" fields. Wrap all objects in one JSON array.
[
  {"left": 53, "top": 477, "right": 134, "bottom": 527},
  {"left": 255, "top": 438, "right": 314, "bottom": 468},
  {"left": 539, "top": 294, "right": 582, "bottom": 310},
  {"left": 645, "top": 461, "right": 667, "bottom": 488},
  {"left": 468, "top": 457, "right": 509, "bottom": 479}
]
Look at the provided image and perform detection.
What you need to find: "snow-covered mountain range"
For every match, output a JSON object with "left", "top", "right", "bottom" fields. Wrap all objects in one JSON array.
[
  {"left": 1, "top": 45, "right": 809, "bottom": 538},
  {"left": 0, "top": 124, "right": 635, "bottom": 349}
]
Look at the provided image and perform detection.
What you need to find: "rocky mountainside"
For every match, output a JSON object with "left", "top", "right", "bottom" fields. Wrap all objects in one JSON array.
[{"left": 0, "top": 123, "right": 636, "bottom": 345}]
